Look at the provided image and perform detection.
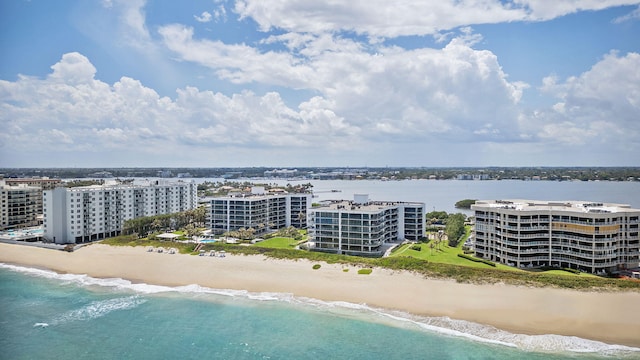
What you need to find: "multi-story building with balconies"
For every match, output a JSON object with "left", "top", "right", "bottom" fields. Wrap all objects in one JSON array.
[
  {"left": 308, "top": 194, "right": 425, "bottom": 257},
  {"left": 472, "top": 199, "right": 640, "bottom": 274},
  {"left": 43, "top": 180, "right": 197, "bottom": 244},
  {"left": 208, "top": 187, "right": 312, "bottom": 235},
  {"left": 0, "top": 180, "right": 41, "bottom": 230}
]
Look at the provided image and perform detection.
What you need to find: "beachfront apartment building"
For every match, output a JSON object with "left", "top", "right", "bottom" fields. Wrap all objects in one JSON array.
[
  {"left": 308, "top": 194, "right": 425, "bottom": 257},
  {"left": 43, "top": 180, "right": 197, "bottom": 244},
  {"left": 3, "top": 177, "right": 62, "bottom": 227},
  {"left": 208, "top": 187, "right": 312, "bottom": 235},
  {"left": 0, "top": 180, "right": 42, "bottom": 230},
  {"left": 472, "top": 200, "right": 640, "bottom": 274}
]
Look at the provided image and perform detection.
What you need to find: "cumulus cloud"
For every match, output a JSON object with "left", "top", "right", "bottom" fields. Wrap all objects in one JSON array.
[
  {"left": 1, "top": 47, "right": 637, "bottom": 166},
  {"left": 2, "top": 1, "right": 638, "bottom": 166},
  {"left": 233, "top": 0, "right": 640, "bottom": 38},
  {"left": 0, "top": 53, "right": 364, "bottom": 163},
  {"left": 525, "top": 51, "right": 640, "bottom": 158},
  {"left": 159, "top": 25, "right": 528, "bottom": 143},
  {"left": 194, "top": 11, "right": 212, "bottom": 23},
  {"left": 48, "top": 52, "right": 97, "bottom": 84}
]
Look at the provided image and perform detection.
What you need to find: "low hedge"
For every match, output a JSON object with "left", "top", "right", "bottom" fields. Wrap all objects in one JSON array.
[{"left": 457, "top": 254, "right": 496, "bottom": 267}]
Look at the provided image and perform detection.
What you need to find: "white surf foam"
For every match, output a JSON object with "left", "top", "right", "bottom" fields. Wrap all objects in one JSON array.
[
  {"left": 3, "top": 262, "right": 639, "bottom": 356},
  {"left": 292, "top": 298, "right": 640, "bottom": 356},
  {"left": 50, "top": 296, "right": 146, "bottom": 325}
]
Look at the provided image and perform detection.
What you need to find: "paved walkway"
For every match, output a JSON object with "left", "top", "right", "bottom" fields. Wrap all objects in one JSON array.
[{"left": 0, "top": 238, "right": 66, "bottom": 250}]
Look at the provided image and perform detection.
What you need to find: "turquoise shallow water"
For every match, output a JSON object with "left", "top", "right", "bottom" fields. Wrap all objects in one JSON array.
[{"left": 1, "top": 264, "right": 638, "bottom": 360}]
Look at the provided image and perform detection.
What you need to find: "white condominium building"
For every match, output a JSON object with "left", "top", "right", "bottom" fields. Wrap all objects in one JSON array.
[
  {"left": 308, "top": 194, "right": 425, "bottom": 257},
  {"left": 0, "top": 180, "right": 41, "bottom": 230},
  {"left": 208, "top": 187, "right": 312, "bottom": 235},
  {"left": 472, "top": 200, "right": 640, "bottom": 273},
  {"left": 44, "top": 180, "right": 197, "bottom": 244}
]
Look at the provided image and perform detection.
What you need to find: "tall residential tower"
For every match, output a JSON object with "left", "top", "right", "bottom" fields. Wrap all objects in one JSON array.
[{"left": 43, "top": 180, "right": 197, "bottom": 244}]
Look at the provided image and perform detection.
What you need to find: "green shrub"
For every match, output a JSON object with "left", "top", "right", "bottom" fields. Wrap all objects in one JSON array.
[
  {"left": 358, "top": 268, "right": 373, "bottom": 275},
  {"left": 411, "top": 245, "right": 421, "bottom": 251},
  {"left": 343, "top": 268, "right": 349, "bottom": 272},
  {"left": 312, "top": 264, "right": 321, "bottom": 270},
  {"left": 457, "top": 254, "right": 496, "bottom": 267},
  {"left": 563, "top": 268, "right": 581, "bottom": 275}
]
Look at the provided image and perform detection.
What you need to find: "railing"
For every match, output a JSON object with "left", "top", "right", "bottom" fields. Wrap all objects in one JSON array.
[
  {"left": 498, "top": 233, "right": 549, "bottom": 240},
  {"left": 550, "top": 257, "right": 617, "bottom": 268},
  {"left": 498, "top": 240, "right": 549, "bottom": 246},
  {"left": 553, "top": 219, "right": 621, "bottom": 226},
  {"left": 551, "top": 243, "right": 618, "bottom": 252}
]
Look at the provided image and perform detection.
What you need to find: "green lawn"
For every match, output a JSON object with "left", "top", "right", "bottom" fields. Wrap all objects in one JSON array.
[
  {"left": 252, "top": 237, "right": 299, "bottom": 249},
  {"left": 390, "top": 226, "right": 495, "bottom": 267},
  {"left": 390, "top": 242, "right": 510, "bottom": 269},
  {"left": 391, "top": 227, "right": 595, "bottom": 276}
]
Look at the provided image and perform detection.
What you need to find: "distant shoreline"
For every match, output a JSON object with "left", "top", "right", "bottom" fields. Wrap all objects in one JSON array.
[
  {"left": 3, "top": 166, "right": 640, "bottom": 182},
  {"left": 1, "top": 242, "right": 639, "bottom": 348}
]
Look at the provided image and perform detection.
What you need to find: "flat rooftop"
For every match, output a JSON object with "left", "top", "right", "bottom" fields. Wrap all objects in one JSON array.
[
  {"left": 472, "top": 199, "right": 640, "bottom": 214},
  {"left": 315, "top": 199, "right": 424, "bottom": 213}
]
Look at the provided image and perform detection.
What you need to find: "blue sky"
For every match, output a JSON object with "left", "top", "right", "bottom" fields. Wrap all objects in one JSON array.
[{"left": 1, "top": 0, "right": 639, "bottom": 168}]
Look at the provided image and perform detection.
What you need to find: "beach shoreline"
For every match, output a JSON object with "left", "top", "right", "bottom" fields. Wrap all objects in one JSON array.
[{"left": 1, "top": 242, "right": 639, "bottom": 348}]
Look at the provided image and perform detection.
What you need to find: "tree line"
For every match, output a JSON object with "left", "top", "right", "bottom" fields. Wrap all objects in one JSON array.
[
  {"left": 122, "top": 206, "right": 207, "bottom": 237},
  {"left": 426, "top": 211, "right": 467, "bottom": 246}
]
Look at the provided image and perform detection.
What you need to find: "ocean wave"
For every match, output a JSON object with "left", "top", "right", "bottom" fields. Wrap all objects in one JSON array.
[
  {"left": 48, "top": 296, "right": 146, "bottom": 326},
  {"left": 2, "top": 262, "right": 638, "bottom": 356}
]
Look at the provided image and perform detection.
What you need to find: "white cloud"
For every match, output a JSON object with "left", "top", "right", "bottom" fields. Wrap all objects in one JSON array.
[
  {"left": 525, "top": 51, "right": 640, "bottom": 157},
  {"left": 613, "top": 5, "right": 640, "bottom": 22},
  {"left": 49, "top": 52, "right": 97, "bottom": 85},
  {"left": 159, "top": 26, "right": 528, "bottom": 143},
  {"left": 233, "top": 0, "right": 640, "bottom": 38},
  {"left": 194, "top": 11, "right": 212, "bottom": 23},
  {"left": 2, "top": 0, "right": 638, "bottom": 167},
  {"left": 0, "top": 53, "right": 365, "bottom": 164},
  {"left": 109, "top": 0, "right": 152, "bottom": 50},
  {"left": 213, "top": 5, "right": 227, "bottom": 22}
]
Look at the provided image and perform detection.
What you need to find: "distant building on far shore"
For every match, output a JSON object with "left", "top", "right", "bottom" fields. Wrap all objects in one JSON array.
[
  {"left": 264, "top": 168, "right": 298, "bottom": 178},
  {"left": 3, "top": 177, "right": 62, "bottom": 190},
  {"left": 43, "top": 180, "right": 197, "bottom": 244},
  {"left": 307, "top": 194, "right": 425, "bottom": 257},
  {"left": 207, "top": 186, "right": 311, "bottom": 235},
  {"left": 472, "top": 200, "right": 640, "bottom": 274}
]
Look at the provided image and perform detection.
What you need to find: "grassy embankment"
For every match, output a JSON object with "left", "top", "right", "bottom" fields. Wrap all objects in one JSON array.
[
  {"left": 101, "top": 231, "right": 639, "bottom": 291},
  {"left": 252, "top": 237, "right": 302, "bottom": 249}
]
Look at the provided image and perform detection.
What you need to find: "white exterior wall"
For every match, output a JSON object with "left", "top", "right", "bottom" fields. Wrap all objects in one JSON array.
[
  {"left": 472, "top": 199, "right": 640, "bottom": 273},
  {"left": 309, "top": 199, "right": 425, "bottom": 256},
  {"left": 209, "top": 193, "right": 312, "bottom": 235},
  {"left": 43, "top": 181, "right": 197, "bottom": 244},
  {"left": 43, "top": 188, "right": 67, "bottom": 242}
]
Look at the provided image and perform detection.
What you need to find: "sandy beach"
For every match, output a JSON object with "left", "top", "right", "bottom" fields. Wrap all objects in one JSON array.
[{"left": 1, "top": 242, "right": 639, "bottom": 347}]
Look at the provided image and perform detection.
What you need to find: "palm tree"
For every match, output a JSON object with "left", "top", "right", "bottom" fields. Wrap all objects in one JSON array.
[
  {"left": 184, "top": 223, "right": 200, "bottom": 239},
  {"left": 151, "top": 219, "right": 162, "bottom": 233}
]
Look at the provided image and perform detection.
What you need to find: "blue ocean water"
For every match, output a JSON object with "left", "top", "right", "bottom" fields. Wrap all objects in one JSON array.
[{"left": 1, "top": 264, "right": 638, "bottom": 360}]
